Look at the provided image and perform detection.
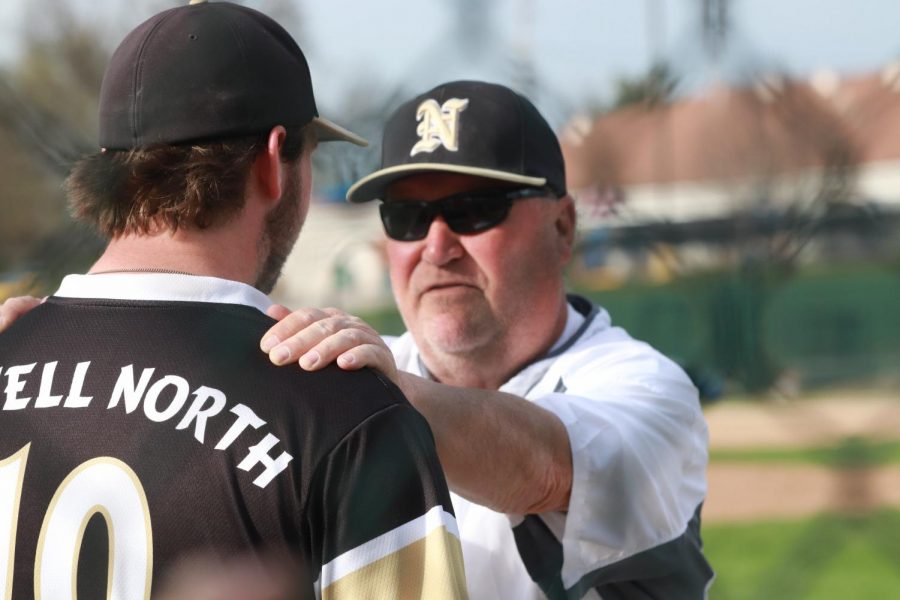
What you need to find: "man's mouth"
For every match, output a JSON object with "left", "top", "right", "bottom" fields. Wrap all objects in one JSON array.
[{"left": 422, "top": 282, "right": 478, "bottom": 294}]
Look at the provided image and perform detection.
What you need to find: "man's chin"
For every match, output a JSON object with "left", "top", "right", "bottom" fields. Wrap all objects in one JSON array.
[{"left": 418, "top": 316, "right": 495, "bottom": 357}]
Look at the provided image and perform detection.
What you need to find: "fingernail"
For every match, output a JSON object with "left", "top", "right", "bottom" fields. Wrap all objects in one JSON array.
[
  {"left": 272, "top": 346, "right": 291, "bottom": 365},
  {"left": 0, "top": 317, "right": 6, "bottom": 331},
  {"left": 300, "top": 351, "right": 320, "bottom": 370},
  {"left": 339, "top": 354, "right": 355, "bottom": 367},
  {"left": 261, "top": 335, "right": 279, "bottom": 353}
]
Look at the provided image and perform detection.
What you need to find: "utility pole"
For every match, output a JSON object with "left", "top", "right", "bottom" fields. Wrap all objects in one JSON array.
[
  {"left": 451, "top": 0, "right": 491, "bottom": 59},
  {"left": 701, "top": 0, "right": 731, "bottom": 77},
  {"left": 511, "top": 0, "right": 538, "bottom": 98}
]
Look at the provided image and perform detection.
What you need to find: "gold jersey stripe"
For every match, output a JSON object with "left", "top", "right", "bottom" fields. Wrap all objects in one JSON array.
[
  {"left": 322, "top": 525, "right": 467, "bottom": 600},
  {"left": 321, "top": 506, "right": 459, "bottom": 583}
]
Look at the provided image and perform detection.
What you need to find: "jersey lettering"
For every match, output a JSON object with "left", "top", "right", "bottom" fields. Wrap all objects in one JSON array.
[{"left": 0, "top": 362, "right": 293, "bottom": 489}]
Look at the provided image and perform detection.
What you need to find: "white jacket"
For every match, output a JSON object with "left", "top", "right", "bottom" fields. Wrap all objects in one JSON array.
[{"left": 386, "top": 295, "right": 713, "bottom": 599}]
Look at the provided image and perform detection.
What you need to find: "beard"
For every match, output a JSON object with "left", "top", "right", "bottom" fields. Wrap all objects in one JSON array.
[{"left": 254, "top": 165, "right": 303, "bottom": 294}]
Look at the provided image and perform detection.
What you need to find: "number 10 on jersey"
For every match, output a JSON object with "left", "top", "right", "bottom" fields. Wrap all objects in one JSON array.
[{"left": 1, "top": 445, "right": 153, "bottom": 600}]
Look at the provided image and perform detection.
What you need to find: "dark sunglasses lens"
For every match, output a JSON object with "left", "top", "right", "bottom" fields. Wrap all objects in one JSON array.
[
  {"left": 380, "top": 203, "right": 433, "bottom": 241},
  {"left": 444, "top": 196, "right": 511, "bottom": 234}
]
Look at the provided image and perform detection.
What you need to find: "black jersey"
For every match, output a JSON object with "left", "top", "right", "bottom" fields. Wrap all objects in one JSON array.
[{"left": 0, "top": 274, "right": 466, "bottom": 599}]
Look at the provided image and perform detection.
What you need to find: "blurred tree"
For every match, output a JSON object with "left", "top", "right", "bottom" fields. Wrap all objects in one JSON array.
[
  {"left": 612, "top": 62, "right": 680, "bottom": 110},
  {"left": 0, "top": 0, "right": 107, "bottom": 284},
  {"left": 0, "top": 122, "right": 65, "bottom": 274}
]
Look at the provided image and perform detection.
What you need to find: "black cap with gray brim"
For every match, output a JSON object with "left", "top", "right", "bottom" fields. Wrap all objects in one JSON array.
[
  {"left": 99, "top": 0, "right": 366, "bottom": 150},
  {"left": 346, "top": 80, "right": 564, "bottom": 203}
]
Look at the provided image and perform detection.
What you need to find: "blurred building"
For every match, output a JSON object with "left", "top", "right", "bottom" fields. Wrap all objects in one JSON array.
[{"left": 562, "top": 65, "right": 900, "bottom": 280}]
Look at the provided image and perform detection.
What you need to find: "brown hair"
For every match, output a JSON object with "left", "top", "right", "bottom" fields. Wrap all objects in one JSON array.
[{"left": 66, "top": 127, "right": 308, "bottom": 238}]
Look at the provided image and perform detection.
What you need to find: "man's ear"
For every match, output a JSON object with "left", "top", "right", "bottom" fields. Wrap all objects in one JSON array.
[
  {"left": 253, "top": 126, "right": 288, "bottom": 202},
  {"left": 555, "top": 194, "right": 577, "bottom": 263}
]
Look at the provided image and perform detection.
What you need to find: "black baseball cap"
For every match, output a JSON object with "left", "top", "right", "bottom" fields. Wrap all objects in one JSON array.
[
  {"left": 346, "top": 80, "right": 565, "bottom": 203},
  {"left": 98, "top": 0, "right": 366, "bottom": 150}
]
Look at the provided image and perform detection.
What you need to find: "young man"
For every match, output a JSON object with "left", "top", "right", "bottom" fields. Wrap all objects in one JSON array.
[
  {"left": 0, "top": 4, "right": 466, "bottom": 599},
  {"left": 260, "top": 81, "right": 714, "bottom": 599}
]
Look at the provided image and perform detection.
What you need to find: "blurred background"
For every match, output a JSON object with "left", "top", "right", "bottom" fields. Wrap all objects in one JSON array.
[{"left": 1, "top": 0, "right": 899, "bottom": 597}]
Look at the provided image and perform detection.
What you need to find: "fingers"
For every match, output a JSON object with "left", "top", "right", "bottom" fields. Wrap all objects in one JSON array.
[
  {"left": 0, "top": 296, "right": 43, "bottom": 332},
  {"left": 327, "top": 339, "right": 400, "bottom": 385},
  {"left": 266, "top": 312, "right": 379, "bottom": 366},
  {"left": 258, "top": 307, "right": 398, "bottom": 383},
  {"left": 265, "top": 304, "right": 292, "bottom": 321},
  {"left": 261, "top": 307, "right": 341, "bottom": 353}
]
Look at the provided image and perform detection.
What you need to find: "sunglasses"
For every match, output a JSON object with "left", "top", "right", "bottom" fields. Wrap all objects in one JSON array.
[{"left": 379, "top": 187, "right": 553, "bottom": 241}]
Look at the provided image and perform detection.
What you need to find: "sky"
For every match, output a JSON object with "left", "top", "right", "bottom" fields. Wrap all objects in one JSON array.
[
  {"left": 1, "top": 0, "right": 900, "bottom": 133},
  {"left": 295, "top": 0, "right": 900, "bottom": 125}
]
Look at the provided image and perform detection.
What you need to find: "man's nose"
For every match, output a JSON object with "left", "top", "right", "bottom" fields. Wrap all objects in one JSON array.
[{"left": 422, "top": 217, "right": 464, "bottom": 265}]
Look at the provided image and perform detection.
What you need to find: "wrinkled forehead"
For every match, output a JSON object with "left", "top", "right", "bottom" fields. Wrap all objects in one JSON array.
[{"left": 386, "top": 172, "right": 521, "bottom": 201}]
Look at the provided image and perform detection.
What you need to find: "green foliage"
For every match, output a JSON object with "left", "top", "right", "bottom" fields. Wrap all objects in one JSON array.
[
  {"left": 705, "top": 511, "right": 900, "bottom": 599},
  {"left": 710, "top": 437, "right": 900, "bottom": 468},
  {"left": 576, "top": 262, "right": 900, "bottom": 395},
  {"left": 612, "top": 62, "right": 679, "bottom": 110},
  {"left": 764, "top": 266, "right": 900, "bottom": 386}
]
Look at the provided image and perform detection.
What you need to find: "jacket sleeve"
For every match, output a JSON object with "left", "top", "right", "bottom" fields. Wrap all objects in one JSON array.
[{"left": 529, "top": 340, "right": 713, "bottom": 598}]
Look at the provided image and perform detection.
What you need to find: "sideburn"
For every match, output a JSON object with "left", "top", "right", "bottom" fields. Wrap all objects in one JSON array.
[{"left": 255, "top": 163, "right": 303, "bottom": 294}]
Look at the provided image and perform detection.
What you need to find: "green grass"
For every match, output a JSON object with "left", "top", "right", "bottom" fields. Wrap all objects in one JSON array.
[
  {"left": 705, "top": 510, "right": 900, "bottom": 599},
  {"left": 710, "top": 437, "right": 900, "bottom": 468}
]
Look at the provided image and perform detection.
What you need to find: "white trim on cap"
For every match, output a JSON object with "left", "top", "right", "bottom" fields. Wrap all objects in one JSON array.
[
  {"left": 346, "top": 163, "right": 547, "bottom": 203},
  {"left": 313, "top": 116, "right": 368, "bottom": 147}
]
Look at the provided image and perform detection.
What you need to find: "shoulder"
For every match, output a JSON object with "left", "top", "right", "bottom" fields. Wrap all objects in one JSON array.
[
  {"left": 42, "top": 298, "right": 413, "bottom": 452},
  {"left": 550, "top": 301, "right": 697, "bottom": 397}
]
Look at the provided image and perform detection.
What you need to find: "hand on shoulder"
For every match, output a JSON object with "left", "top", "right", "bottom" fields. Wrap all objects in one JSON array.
[{"left": 261, "top": 305, "right": 399, "bottom": 385}]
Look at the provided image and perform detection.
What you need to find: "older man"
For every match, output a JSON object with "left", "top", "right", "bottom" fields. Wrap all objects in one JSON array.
[
  {"left": 0, "top": 5, "right": 466, "bottom": 599},
  {"left": 259, "top": 80, "right": 714, "bottom": 599}
]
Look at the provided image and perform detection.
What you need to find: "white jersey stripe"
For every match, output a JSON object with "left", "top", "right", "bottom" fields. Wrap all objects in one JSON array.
[{"left": 321, "top": 505, "right": 459, "bottom": 587}]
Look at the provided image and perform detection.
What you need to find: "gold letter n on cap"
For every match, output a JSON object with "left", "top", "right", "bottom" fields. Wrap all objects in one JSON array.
[{"left": 410, "top": 98, "right": 469, "bottom": 156}]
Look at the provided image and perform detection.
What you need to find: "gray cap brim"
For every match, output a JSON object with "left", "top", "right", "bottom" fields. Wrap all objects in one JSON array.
[{"left": 313, "top": 116, "right": 368, "bottom": 147}]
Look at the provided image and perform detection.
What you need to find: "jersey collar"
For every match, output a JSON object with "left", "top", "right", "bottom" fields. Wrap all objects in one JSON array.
[{"left": 54, "top": 273, "right": 274, "bottom": 315}]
